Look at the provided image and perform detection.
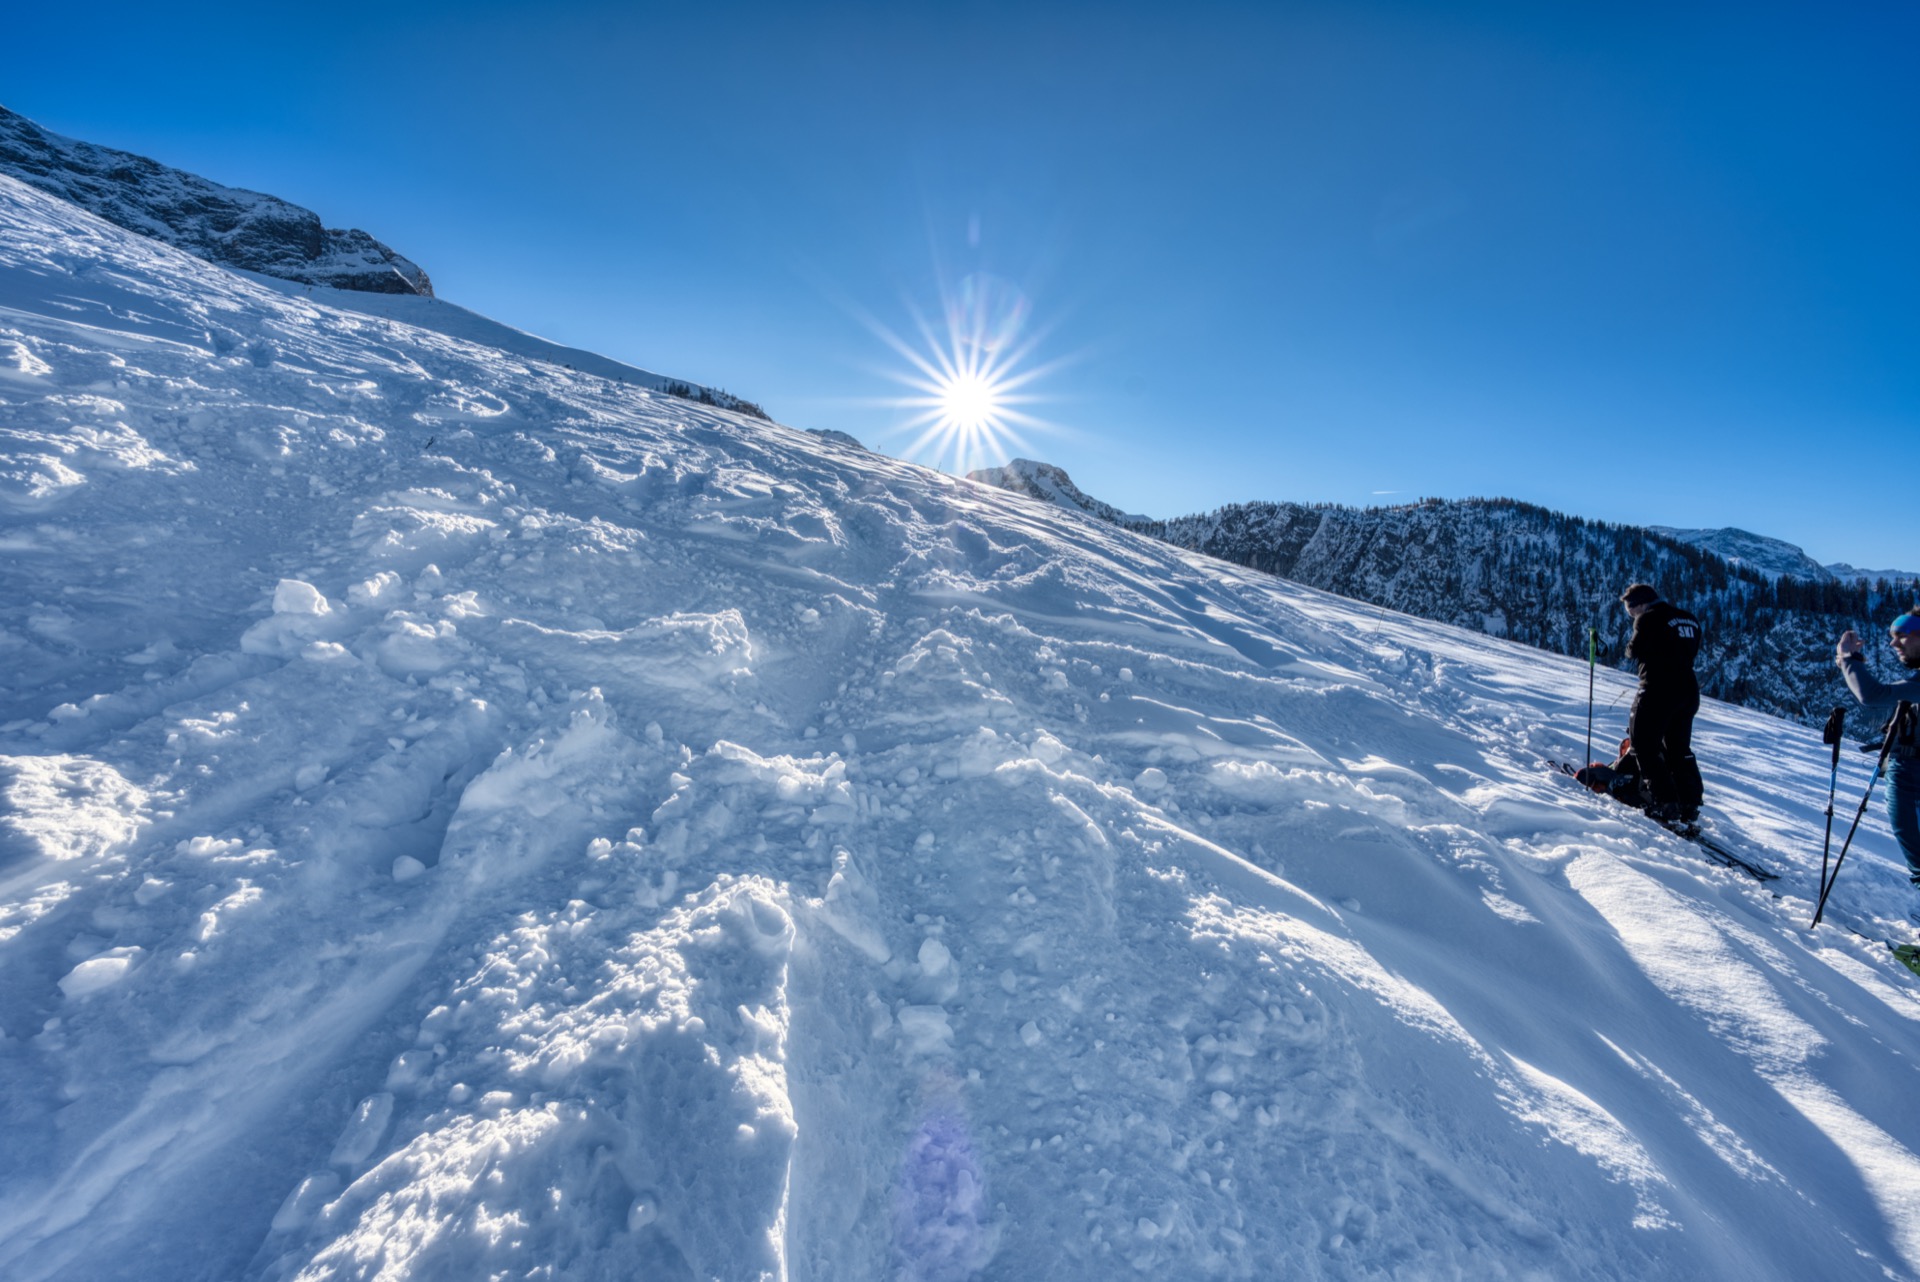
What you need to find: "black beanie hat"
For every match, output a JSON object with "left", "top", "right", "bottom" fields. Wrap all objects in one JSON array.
[{"left": 1620, "top": 583, "right": 1659, "bottom": 609}]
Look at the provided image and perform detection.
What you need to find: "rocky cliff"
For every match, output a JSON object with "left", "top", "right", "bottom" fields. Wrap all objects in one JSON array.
[{"left": 0, "top": 105, "right": 431, "bottom": 295}]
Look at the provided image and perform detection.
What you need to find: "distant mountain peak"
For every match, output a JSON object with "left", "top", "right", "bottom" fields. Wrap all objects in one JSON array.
[
  {"left": 966, "top": 458, "right": 1148, "bottom": 524},
  {"left": 1648, "top": 526, "right": 1917, "bottom": 586},
  {"left": 1646, "top": 526, "right": 1832, "bottom": 583},
  {"left": 0, "top": 104, "right": 432, "bottom": 296},
  {"left": 1825, "top": 560, "right": 1920, "bottom": 586}
]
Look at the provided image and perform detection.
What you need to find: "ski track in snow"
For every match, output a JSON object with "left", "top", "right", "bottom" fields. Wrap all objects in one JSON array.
[{"left": 4, "top": 173, "right": 1920, "bottom": 1280}]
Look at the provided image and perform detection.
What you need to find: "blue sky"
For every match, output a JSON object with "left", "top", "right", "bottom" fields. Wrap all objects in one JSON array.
[{"left": 5, "top": 0, "right": 1915, "bottom": 569}]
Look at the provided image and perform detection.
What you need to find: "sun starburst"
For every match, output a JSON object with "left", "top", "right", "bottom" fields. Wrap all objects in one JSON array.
[{"left": 861, "top": 271, "right": 1065, "bottom": 475}]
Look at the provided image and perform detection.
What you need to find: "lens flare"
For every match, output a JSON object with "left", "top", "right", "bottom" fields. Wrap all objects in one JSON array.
[
  {"left": 856, "top": 270, "right": 1068, "bottom": 476},
  {"left": 893, "top": 1105, "right": 993, "bottom": 1280}
]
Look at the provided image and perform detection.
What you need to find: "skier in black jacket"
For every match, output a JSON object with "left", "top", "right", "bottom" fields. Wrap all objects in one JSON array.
[{"left": 1620, "top": 582, "right": 1704, "bottom": 824}]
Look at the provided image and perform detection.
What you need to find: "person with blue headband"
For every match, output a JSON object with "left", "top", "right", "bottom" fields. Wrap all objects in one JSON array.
[{"left": 1836, "top": 609, "right": 1920, "bottom": 887}]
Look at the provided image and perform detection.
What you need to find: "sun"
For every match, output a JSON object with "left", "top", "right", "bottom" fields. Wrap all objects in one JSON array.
[
  {"left": 855, "top": 270, "right": 1067, "bottom": 476},
  {"left": 937, "top": 370, "right": 1002, "bottom": 431}
]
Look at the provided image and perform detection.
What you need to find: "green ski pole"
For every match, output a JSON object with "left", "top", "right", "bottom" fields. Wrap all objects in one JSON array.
[{"left": 1583, "top": 627, "right": 1597, "bottom": 775}]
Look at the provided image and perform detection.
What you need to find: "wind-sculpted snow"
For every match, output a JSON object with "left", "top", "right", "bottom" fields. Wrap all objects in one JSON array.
[{"left": 5, "top": 173, "right": 1920, "bottom": 1280}]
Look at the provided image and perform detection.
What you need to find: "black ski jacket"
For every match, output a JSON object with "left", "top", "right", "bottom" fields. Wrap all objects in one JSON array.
[{"left": 1626, "top": 602, "right": 1701, "bottom": 688}]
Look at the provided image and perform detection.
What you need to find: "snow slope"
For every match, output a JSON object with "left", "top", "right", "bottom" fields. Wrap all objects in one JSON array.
[
  {"left": 5, "top": 172, "right": 1920, "bottom": 1281},
  {"left": 245, "top": 274, "right": 770, "bottom": 421}
]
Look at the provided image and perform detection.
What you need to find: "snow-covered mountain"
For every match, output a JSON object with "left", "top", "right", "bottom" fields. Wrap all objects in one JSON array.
[
  {"left": 8, "top": 172, "right": 1920, "bottom": 1282},
  {"left": 0, "top": 105, "right": 431, "bottom": 296},
  {"left": 1648, "top": 526, "right": 1831, "bottom": 582},
  {"left": 1650, "top": 527, "right": 1916, "bottom": 587},
  {"left": 1830, "top": 561, "right": 1920, "bottom": 585}
]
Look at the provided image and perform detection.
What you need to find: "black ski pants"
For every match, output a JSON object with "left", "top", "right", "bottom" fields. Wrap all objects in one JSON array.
[{"left": 1629, "top": 681, "right": 1703, "bottom": 809}]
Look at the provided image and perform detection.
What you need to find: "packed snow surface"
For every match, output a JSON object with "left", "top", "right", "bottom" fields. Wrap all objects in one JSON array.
[{"left": 4, "top": 173, "right": 1920, "bottom": 1281}]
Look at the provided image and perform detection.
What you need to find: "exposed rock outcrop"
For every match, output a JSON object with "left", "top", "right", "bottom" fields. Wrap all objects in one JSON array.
[{"left": 0, "top": 105, "right": 431, "bottom": 295}]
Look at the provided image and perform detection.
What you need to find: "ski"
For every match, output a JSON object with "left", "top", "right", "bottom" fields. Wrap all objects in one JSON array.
[
  {"left": 1546, "top": 760, "right": 1778, "bottom": 883},
  {"left": 1655, "top": 819, "right": 1778, "bottom": 883}
]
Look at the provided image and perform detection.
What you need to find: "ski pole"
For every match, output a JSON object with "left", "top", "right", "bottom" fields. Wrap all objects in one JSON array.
[
  {"left": 1813, "top": 701, "right": 1912, "bottom": 929},
  {"left": 1816, "top": 705, "right": 1847, "bottom": 908},
  {"left": 1583, "top": 627, "right": 1597, "bottom": 775}
]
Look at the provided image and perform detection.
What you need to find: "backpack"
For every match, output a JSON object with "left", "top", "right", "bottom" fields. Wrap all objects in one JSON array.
[{"left": 1576, "top": 751, "right": 1650, "bottom": 810}]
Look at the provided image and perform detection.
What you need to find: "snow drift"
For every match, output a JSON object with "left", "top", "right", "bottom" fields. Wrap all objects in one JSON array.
[{"left": 4, "top": 173, "right": 1920, "bottom": 1281}]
